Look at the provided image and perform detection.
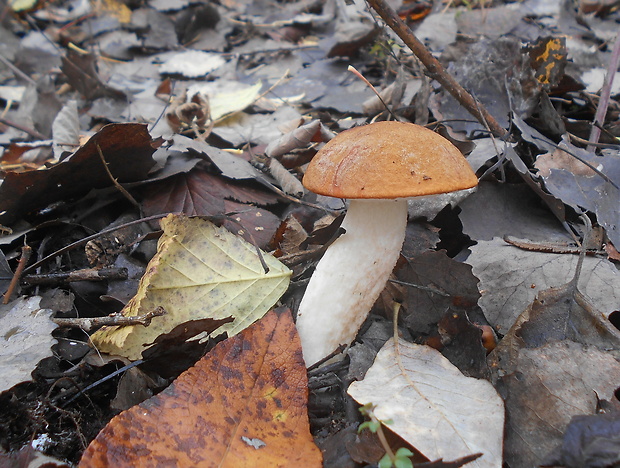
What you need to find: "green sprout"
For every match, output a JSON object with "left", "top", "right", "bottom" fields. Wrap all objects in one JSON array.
[{"left": 358, "top": 403, "right": 414, "bottom": 468}]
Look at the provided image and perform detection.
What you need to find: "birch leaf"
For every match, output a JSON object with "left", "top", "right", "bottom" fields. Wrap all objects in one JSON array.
[
  {"left": 90, "top": 215, "right": 291, "bottom": 360},
  {"left": 348, "top": 339, "right": 504, "bottom": 468}
]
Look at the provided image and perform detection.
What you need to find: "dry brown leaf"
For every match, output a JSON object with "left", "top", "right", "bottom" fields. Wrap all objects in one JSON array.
[
  {"left": 535, "top": 147, "right": 597, "bottom": 177},
  {"left": 0, "top": 123, "right": 156, "bottom": 224},
  {"left": 80, "top": 310, "right": 322, "bottom": 468}
]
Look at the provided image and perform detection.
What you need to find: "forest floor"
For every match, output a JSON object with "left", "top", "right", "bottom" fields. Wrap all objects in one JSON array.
[{"left": 0, "top": 0, "right": 619, "bottom": 467}]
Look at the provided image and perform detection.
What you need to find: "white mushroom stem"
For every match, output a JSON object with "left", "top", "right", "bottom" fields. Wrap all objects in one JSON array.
[{"left": 296, "top": 198, "right": 408, "bottom": 366}]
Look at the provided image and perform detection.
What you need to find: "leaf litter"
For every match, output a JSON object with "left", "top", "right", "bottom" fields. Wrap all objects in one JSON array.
[{"left": 0, "top": 0, "right": 620, "bottom": 466}]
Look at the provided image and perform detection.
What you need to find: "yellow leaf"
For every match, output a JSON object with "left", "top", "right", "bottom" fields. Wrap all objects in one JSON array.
[
  {"left": 9, "top": 0, "right": 38, "bottom": 12},
  {"left": 90, "top": 214, "right": 291, "bottom": 360},
  {"left": 211, "top": 81, "right": 262, "bottom": 122},
  {"left": 100, "top": 0, "right": 132, "bottom": 23}
]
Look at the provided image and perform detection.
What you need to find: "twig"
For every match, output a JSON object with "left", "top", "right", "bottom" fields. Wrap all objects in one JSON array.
[
  {"left": 587, "top": 32, "right": 620, "bottom": 151},
  {"left": 389, "top": 278, "right": 450, "bottom": 297},
  {"left": 348, "top": 65, "right": 398, "bottom": 120},
  {"left": 365, "top": 0, "right": 508, "bottom": 138},
  {"left": 503, "top": 235, "right": 604, "bottom": 256},
  {"left": 58, "top": 359, "right": 145, "bottom": 407},
  {"left": 96, "top": 143, "right": 142, "bottom": 211},
  {"left": 22, "top": 267, "right": 128, "bottom": 286},
  {"left": 52, "top": 306, "right": 166, "bottom": 331},
  {"left": 0, "top": 116, "right": 47, "bottom": 140},
  {"left": 2, "top": 245, "right": 32, "bottom": 304},
  {"left": 223, "top": 213, "right": 270, "bottom": 274},
  {"left": 0, "top": 53, "right": 36, "bottom": 85},
  {"left": 22, "top": 213, "right": 176, "bottom": 274}
]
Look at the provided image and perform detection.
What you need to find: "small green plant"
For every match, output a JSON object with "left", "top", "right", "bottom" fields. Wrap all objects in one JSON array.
[
  {"left": 358, "top": 403, "right": 414, "bottom": 468},
  {"left": 369, "top": 38, "right": 403, "bottom": 60}
]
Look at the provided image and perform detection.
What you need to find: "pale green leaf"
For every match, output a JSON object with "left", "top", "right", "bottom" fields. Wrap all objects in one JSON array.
[
  {"left": 211, "top": 81, "right": 262, "bottom": 121},
  {"left": 90, "top": 214, "right": 291, "bottom": 360}
]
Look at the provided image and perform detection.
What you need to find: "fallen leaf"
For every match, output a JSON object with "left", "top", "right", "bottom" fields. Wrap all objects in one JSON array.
[
  {"left": 467, "top": 238, "right": 620, "bottom": 332},
  {"left": 52, "top": 100, "right": 80, "bottom": 159},
  {"left": 141, "top": 168, "right": 279, "bottom": 217},
  {"left": 397, "top": 251, "right": 481, "bottom": 335},
  {"left": 437, "top": 37, "right": 539, "bottom": 134},
  {"left": 542, "top": 411, "right": 620, "bottom": 468},
  {"left": 90, "top": 214, "right": 291, "bottom": 360},
  {"left": 515, "top": 279, "right": 620, "bottom": 351},
  {"left": 0, "top": 123, "right": 156, "bottom": 224},
  {"left": 159, "top": 50, "right": 226, "bottom": 78},
  {"left": 80, "top": 310, "right": 322, "bottom": 467},
  {"left": 140, "top": 168, "right": 281, "bottom": 248},
  {"left": 264, "top": 120, "right": 324, "bottom": 158},
  {"left": 187, "top": 80, "right": 263, "bottom": 121},
  {"left": 0, "top": 250, "right": 12, "bottom": 295},
  {"left": 347, "top": 339, "right": 503, "bottom": 468},
  {"left": 459, "top": 182, "right": 570, "bottom": 243},
  {"left": 61, "top": 49, "right": 126, "bottom": 101},
  {"left": 541, "top": 146, "right": 620, "bottom": 248},
  {"left": 0, "top": 296, "right": 58, "bottom": 392},
  {"left": 490, "top": 341, "right": 620, "bottom": 468},
  {"left": 168, "top": 135, "right": 268, "bottom": 181}
]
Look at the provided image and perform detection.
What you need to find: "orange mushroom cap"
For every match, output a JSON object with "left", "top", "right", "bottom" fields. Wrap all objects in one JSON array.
[{"left": 303, "top": 121, "right": 478, "bottom": 199}]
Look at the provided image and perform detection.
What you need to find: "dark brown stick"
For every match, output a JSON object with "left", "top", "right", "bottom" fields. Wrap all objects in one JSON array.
[
  {"left": 23, "top": 267, "right": 128, "bottom": 286},
  {"left": 2, "top": 245, "right": 32, "bottom": 304},
  {"left": 366, "top": 0, "right": 508, "bottom": 138}
]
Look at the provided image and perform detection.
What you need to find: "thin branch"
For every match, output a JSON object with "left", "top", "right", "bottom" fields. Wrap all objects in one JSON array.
[
  {"left": 96, "top": 143, "right": 142, "bottom": 211},
  {"left": 23, "top": 213, "right": 176, "bottom": 274},
  {"left": 348, "top": 65, "right": 398, "bottom": 120},
  {"left": 52, "top": 306, "right": 166, "bottom": 331},
  {"left": 587, "top": 32, "right": 620, "bottom": 151},
  {"left": 2, "top": 245, "right": 31, "bottom": 304},
  {"left": 365, "top": 0, "right": 508, "bottom": 138},
  {"left": 0, "top": 116, "right": 47, "bottom": 140}
]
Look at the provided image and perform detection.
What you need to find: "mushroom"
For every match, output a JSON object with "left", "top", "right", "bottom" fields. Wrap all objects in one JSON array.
[{"left": 296, "top": 121, "right": 478, "bottom": 366}]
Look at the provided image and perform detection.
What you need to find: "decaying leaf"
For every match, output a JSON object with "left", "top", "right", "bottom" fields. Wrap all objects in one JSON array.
[
  {"left": 488, "top": 267, "right": 620, "bottom": 468},
  {"left": 0, "top": 296, "right": 58, "bottom": 392},
  {"left": 515, "top": 280, "right": 620, "bottom": 351},
  {"left": 542, "top": 410, "right": 620, "bottom": 468},
  {"left": 90, "top": 214, "right": 291, "bottom": 360},
  {"left": 490, "top": 341, "right": 620, "bottom": 468},
  {"left": 140, "top": 168, "right": 281, "bottom": 247},
  {"left": 140, "top": 168, "right": 279, "bottom": 216},
  {"left": 397, "top": 250, "right": 481, "bottom": 335},
  {"left": 347, "top": 339, "right": 503, "bottom": 468},
  {"left": 0, "top": 123, "right": 156, "bottom": 224},
  {"left": 80, "top": 310, "right": 322, "bottom": 467},
  {"left": 467, "top": 238, "right": 620, "bottom": 332},
  {"left": 61, "top": 49, "right": 126, "bottom": 101}
]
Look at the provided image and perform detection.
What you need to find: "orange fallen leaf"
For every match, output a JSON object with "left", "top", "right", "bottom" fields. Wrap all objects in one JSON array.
[{"left": 79, "top": 310, "right": 322, "bottom": 468}]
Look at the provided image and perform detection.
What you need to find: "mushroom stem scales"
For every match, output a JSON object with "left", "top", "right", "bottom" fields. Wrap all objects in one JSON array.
[{"left": 296, "top": 199, "right": 407, "bottom": 366}]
